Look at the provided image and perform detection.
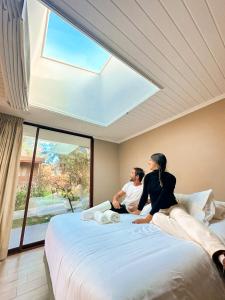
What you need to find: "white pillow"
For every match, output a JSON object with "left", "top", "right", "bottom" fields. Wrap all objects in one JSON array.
[
  {"left": 213, "top": 200, "right": 225, "bottom": 220},
  {"left": 140, "top": 203, "right": 152, "bottom": 216},
  {"left": 204, "top": 199, "right": 216, "bottom": 223},
  {"left": 175, "top": 189, "right": 215, "bottom": 225}
]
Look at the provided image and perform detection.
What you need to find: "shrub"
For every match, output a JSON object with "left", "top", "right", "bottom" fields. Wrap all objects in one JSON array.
[{"left": 15, "top": 189, "right": 27, "bottom": 210}]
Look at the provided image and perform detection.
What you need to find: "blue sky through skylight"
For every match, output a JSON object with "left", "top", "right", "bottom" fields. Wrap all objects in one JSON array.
[{"left": 43, "top": 12, "right": 111, "bottom": 73}]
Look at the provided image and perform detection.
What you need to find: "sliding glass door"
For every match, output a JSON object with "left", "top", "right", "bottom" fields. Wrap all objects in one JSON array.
[
  {"left": 9, "top": 124, "right": 93, "bottom": 251},
  {"left": 8, "top": 125, "right": 37, "bottom": 249}
]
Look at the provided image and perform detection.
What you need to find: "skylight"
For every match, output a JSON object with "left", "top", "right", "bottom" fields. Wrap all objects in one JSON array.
[
  {"left": 43, "top": 12, "right": 111, "bottom": 73},
  {"left": 28, "top": 1, "right": 161, "bottom": 127}
]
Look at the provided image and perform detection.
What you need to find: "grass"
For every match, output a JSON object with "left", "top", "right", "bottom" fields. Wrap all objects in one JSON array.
[{"left": 12, "top": 214, "right": 53, "bottom": 228}]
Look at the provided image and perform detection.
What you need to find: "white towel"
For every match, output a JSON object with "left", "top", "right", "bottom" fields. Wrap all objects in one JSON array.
[
  {"left": 94, "top": 211, "right": 110, "bottom": 224},
  {"left": 103, "top": 210, "right": 120, "bottom": 223},
  {"left": 80, "top": 200, "right": 112, "bottom": 221}
]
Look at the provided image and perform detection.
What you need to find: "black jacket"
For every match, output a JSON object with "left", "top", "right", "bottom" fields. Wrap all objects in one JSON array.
[{"left": 138, "top": 169, "right": 177, "bottom": 215}]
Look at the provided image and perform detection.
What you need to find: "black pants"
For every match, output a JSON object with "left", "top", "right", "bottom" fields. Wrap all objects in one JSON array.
[{"left": 110, "top": 202, "right": 129, "bottom": 214}]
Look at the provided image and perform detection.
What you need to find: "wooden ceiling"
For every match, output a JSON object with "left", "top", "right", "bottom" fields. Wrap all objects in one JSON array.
[
  {"left": 0, "top": 65, "right": 5, "bottom": 100},
  {"left": 35, "top": 0, "right": 225, "bottom": 142}
]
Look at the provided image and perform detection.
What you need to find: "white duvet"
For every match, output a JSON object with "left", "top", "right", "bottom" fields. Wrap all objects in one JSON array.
[{"left": 45, "top": 213, "right": 225, "bottom": 300}]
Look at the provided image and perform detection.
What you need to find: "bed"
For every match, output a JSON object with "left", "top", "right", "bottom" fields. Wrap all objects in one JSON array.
[{"left": 44, "top": 212, "right": 225, "bottom": 300}]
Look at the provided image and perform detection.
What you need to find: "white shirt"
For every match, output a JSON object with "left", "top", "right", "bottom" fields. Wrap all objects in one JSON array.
[{"left": 121, "top": 182, "right": 143, "bottom": 211}]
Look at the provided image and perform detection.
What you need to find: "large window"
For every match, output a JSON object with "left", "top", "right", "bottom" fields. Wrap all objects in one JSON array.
[{"left": 9, "top": 124, "right": 93, "bottom": 251}]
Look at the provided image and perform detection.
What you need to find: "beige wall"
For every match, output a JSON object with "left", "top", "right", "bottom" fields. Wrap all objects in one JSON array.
[
  {"left": 119, "top": 99, "right": 225, "bottom": 199},
  {"left": 93, "top": 139, "right": 120, "bottom": 205}
]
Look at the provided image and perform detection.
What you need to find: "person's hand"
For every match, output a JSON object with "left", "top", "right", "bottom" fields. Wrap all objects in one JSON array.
[
  {"left": 131, "top": 210, "right": 141, "bottom": 215},
  {"left": 112, "top": 199, "right": 120, "bottom": 209},
  {"left": 132, "top": 214, "right": 152, "bottom": 224}
]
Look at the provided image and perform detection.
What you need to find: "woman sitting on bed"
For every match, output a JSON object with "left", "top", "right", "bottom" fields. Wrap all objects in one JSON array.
[{"left": 132, "top": 153, "right": 225, "bottom": 275}]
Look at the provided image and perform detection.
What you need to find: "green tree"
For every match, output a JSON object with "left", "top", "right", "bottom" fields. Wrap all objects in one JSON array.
[
  {"left": 32, "top": 164, "right": 53, "bottom": 197},
  {"left": 58, "top": 148, "right": 89, "bottom": 189},
  {"left": 52, "top": 147, "right": 90, "bottom": 200}
]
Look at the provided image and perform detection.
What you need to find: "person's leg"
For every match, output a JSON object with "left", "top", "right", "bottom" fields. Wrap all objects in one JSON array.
[
  {"left": 152, "top": 205, "right": 225, "bottom": 272},
  {"left": 151, "top": 211, "right": 192, "bottom": 241},
  {"left": 169, "top": 206, "right": 225, "bottom": 258},
  {"left": 169, "top": 206, "right": 225, "bottom": 272},
  {"left": 110, "top": 202, "right": 128, "bottom": 214}
]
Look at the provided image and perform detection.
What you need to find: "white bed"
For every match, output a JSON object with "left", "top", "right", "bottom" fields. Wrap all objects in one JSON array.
[{"left": 45, "top": 212, "right": 225, "bottom": 300}]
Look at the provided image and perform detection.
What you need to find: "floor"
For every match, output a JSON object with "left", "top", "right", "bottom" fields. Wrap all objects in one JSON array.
[{"left": 0, "top": 247, "right": 50, "bottom": 300}]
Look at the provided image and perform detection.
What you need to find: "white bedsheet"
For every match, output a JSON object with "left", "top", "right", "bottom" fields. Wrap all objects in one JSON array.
[{"left": 45, "top": 213, "right": 225, "bottom": 300}]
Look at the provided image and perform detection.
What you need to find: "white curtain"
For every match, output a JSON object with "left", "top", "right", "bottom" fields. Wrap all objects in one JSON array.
[
  {"left": 0, "top": 113, "right": 23, "bottom": 260},
  {"left": 0, "top": 0, "right": 30, "bottom": 110}
]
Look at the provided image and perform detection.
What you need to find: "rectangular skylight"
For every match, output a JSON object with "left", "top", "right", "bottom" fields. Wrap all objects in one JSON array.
[
  {"left": 43, "top": 12, "right": 111, "bottom": 73},
  {"left": 28, "top": 1, "right": 161, "bottom": 127}
]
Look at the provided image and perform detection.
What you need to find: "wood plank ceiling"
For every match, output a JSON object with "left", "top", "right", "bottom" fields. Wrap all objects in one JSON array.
[
  {"left": 0, "top": 65, "right": 5, "bottom": 100},
  {"left": 1, "top": 0, "right": 225, "bottom": 142}
]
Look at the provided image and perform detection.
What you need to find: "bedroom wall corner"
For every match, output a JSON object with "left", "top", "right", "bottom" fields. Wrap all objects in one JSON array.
[
  {"left": 93, "top": 139, "right": 120, "bottom": 205},
  {"left": 118, "top": 99, "right": 225, "bottom": 200}
]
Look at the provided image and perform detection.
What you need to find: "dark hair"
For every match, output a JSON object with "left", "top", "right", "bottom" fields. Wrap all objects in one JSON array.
[
  {"left": 150, "top": 153, "right": 167, "bottom": 187},
  {"left": 134, "top": 167, "right": 145, "bottom": 182}
]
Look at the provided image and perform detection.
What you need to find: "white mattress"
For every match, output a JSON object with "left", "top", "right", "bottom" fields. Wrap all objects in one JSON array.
[{"left": 45, "top": 213, "right": 225, "bottom": 300}]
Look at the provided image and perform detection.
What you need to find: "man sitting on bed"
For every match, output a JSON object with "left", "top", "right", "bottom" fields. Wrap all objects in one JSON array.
[{"left": 110, "top": 167, "right": 145, "bottom": 214}]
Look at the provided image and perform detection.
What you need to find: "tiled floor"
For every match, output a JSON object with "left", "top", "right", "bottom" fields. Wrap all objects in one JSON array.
[{"left": 0, "top": 247, "right": 50, "bottom": 300}]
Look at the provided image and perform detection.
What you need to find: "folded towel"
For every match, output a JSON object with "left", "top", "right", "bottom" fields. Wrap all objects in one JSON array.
[
  {"left": 103, "top": 210, "right": 120, "bottom": 223},
  {"left": 80, "top": 200, "right": 112, "bottom": 220},
  {"left": 94, "top": 211, "right": 110, "bottom": 224}
]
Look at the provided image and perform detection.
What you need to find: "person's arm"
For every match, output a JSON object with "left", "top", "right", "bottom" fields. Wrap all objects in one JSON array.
[
  {"left": 149, "top": 175, "right": 176, "bottom": 215},
  {"left": 131, "top": 175, "right": 149, "bottom": 215},
  {"left": 139, "top": 175, "right": 149, "bottom": 209},
  {"left": 112, "top": 190, "right": 126, "bottom": 209}
]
